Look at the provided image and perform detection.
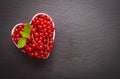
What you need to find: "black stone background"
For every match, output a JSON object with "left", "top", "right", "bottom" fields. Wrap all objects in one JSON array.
[{"left": 0, "top": 0, "right": 120, "bottom": 79}]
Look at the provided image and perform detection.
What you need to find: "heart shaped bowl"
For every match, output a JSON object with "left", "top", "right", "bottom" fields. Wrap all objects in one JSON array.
[{"left": 11, "top": 13, "right": 55, "bottom": 59}]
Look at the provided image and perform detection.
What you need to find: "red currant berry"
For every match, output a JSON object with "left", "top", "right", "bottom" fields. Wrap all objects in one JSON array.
[
  {"left": 43, "top": 39, "right": 47, "bottom": 43},
  {"left": 35, "top": 38, "right": 39, "bottom": 42},
  {"left": 39, "top": 37, "right": 43, "bottom": 41},
  {"left": 17, "top": 34, "right": 21, "bottom": 38},
  {"left": 43, "top": 28, "right": 47, "bottom": 32},
  {"left": 37, "top": 25, "right": 42, "bottom": 31},
  {"left": 46, "top": 47, "right": 50, "bottom": 52},
  {"left": 49, "top": 40, "right": 53, "bottom": 45},
  {"left": 39, "top": 18, "right": 43, "bottom": 22},
  {"left": 31, "top": 28, "right": 36, "bottom": 34},
  {"left": 27, "top": 36, "right": 32, "bottom": 43},
  {"left": 12, "top": 34, "right": 15, "bottom": 38},
  {"left": 34, "top": 32, "right": 39, "bottom": 38},
  {"left": 36, "top": 20, "right": 40, "bottom": 25},
  {"left": 44, "top": 32, "right": 48, "bottom": 36},
  {"left": 48, "top": 29, "right": 51, "bottom": 33},
  {"left": 44, "top": 44, "right": 47, "bottom": 49},
  {"left": 16, "top": 37, "right": 20, "bottom": 42},
  {"left": 37, "top": 40, "right": 42, "bottom": 45},
  {"left": 49, "top": 21, "right": 52, "bottom": 25},
  {"left": 34, "top": 52, "right": 39, "bottom": 57},
  {"left": 43, "top": 35, "right": 46, "bottom": 39},
  {"left": 52, "top": 26, "right": 56, "bottom": 31},
  {"left": 46, "top": 21, "right": 51, "bottom": 26},
  {"left": 14, "top": 38, "right": 18, "bottom": 43},
  {"left": 31, "top": 43, "right": 36, "bottom": 50},
  {"left": 34, "top": 17, "right": 38, "bottom": 20},
  {"left": 18, "top": 25, "right": 23, "bottom": 31},
  {"left": 44, "top": 52, "right": 49, "bottom": 57},
  {"left": 40, "top": 21, "right": 44, "bottom": 26},
  {"left": 49, "top": 45, "right": 53, "bottom": 49},
  {"left": 43, "top": 24, "right": 47, "bottom": 28},
  {"left": 46, "top": 16, "right": 50, "bottom": 21},
  {"left": 30, "top": 53, "right": 34, "bottom": 57},
  {"left": 40, "top": 54, "right": 44, "bottom": 59},
  {"left": 14, "top": 28, "right": 19, "bottom": 34},
  {"left": 44, "top": 20, "right": 47, "bottom": 24},
  {"left": 40, "top": 50, "right": 44, "bottom": 55},
  {"left": 32, "top": 19, "right": 35, "bottom": 24},
  {"left": 49, "top": 33, "right": 53, "bottom": 38},
  {"left": 47, "top": 26, "right": 51, "bottom": 30},
  {"left": 37, "top": 45, "right": 43, "bottom": 50},
  {"left": 39, "top": 14, "right": 44, "bottom": 18},
  {"left": 39, "top": 33, "right": 43, "bottom": 37},
  {"left": 25, "top": 46, "right": 32, "bottom": 53}
]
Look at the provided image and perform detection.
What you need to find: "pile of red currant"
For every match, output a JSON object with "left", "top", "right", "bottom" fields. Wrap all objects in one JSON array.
[{"left": 11, "top": 13, "right": 56, "bottom": 59}]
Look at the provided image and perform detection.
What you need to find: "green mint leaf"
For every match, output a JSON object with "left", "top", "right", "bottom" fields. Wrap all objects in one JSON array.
[
  {"left": 20, "top": 31, "right": 30, "bottom": 38},
  {"left": 20, "top": 23, "right": 31, "bottom": 38},
  {"left": 18, "top": 37, "right": 26, "bottom": 48},
  {"left": 24, "top": 23, "right": 31, "bottom": 33},
  {"left": 17, "top": 23, "right": 31, "bottom": 48}
]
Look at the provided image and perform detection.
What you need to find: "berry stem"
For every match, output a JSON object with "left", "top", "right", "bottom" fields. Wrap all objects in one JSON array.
[{"left": 31, "top": 34, "right": 38, "bottom": 45}]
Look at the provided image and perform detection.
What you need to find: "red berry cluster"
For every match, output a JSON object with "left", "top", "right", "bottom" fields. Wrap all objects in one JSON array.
[
  {"left": 12, "top": 24, "right": 25, "bottom": 43},
  {"left": 11, "top": 13, "right": 55, "bottom": 59}
]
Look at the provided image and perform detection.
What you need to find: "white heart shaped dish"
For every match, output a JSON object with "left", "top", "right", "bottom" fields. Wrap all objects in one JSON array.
[{"left": 11, "top": 13, "right": 56, "bottom": 59}]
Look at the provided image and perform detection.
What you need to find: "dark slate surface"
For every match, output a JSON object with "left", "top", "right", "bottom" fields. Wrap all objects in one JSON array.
[{"left": 0, "top": 0, "right": 120, "bottom": 79}]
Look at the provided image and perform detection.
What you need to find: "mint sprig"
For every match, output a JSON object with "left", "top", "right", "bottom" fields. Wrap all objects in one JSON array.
[
  {"left": 20, "top": 31, "right": 30, "bottom": 38},
  {"left": 18, "top": 23, "right": 31, "bottom": 48},
  {"left": 17, "top": 37, "right": 26, "bottom": 48}
]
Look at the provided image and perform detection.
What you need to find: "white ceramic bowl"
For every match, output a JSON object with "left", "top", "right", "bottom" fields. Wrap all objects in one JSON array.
[{"left": 11, "top": 13, "right": 55, "bottom": 59}]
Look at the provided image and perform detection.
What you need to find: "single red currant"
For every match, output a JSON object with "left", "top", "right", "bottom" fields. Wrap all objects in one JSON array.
[
  {"left": 26, "top": 46, "right": 32, "bottom": 53},
  {"left": 46, "top": 46, "right": 50, "bottom": 52},
  {"left": 31, "top": 28, "right": 36, "bottom": 34},
  {"left": 43, "top": 24, "right": 47, "bottom": 28},
  {"left": 30, "top": 53, "right": 34, "bottom": 57},
  {"left": 34, "top": 52, "right": 39, "bottom": 57},
  {"left": 37, "top": 45, "right": 43, "bottom": 50},
  {"left": 34, "top": 32, "right": 39, "bottom": 38},
  {"left": 49, "top": 40, "right": 53, "bottom": 45},
  {"left": 44, "top": 52, "right": 49, "bottom": 57},
  {"left": 37, "top": 40, "right": 42, "bottom": 45},
  {"left": 40, "top": 54, "right": 44, "bottom": 59},
  {"left": 31, "top": 43, "right": 36, "bottom": 50}
]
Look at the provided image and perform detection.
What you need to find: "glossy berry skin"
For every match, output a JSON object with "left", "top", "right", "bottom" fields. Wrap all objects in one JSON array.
[
  {"left": 34, "top": 32, "right": 39, "bottom": 38},
  {"left": 26, "top": 46, "right": 32, "bottom": 53},
  {"left": 31, "top": 43, "right": 36, "bottom": 50},
  {"left": 11, "top": 13, "right": 55, "bottom": 59}
]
